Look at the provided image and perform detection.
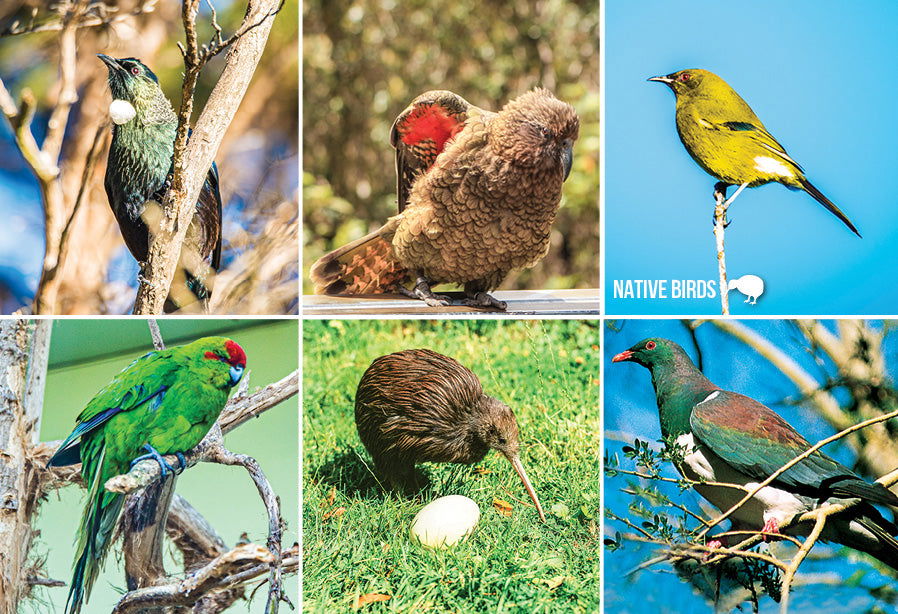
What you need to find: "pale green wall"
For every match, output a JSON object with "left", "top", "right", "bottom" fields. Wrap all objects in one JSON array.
[{"left": 31, "top": 319, "right": 298, "bottom": 613}]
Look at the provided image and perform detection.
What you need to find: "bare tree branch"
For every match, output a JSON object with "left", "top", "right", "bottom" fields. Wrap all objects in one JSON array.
[{"left": 111, "top": 543, "right": 275, "bottom": 613}]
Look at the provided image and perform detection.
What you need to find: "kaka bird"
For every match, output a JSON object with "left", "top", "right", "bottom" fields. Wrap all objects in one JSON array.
[{"left": 311, "top": 89, "right": 580, "bottom": 310}]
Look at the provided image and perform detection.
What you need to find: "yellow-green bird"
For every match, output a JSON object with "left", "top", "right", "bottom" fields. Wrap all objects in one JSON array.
[{"left": 649, "top": 69, "right": 861, "bottom": 237}]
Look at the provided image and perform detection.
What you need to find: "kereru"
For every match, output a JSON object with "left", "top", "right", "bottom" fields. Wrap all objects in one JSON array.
[{"left": 612, "top": 337, "right": 898, "bottom": 570}]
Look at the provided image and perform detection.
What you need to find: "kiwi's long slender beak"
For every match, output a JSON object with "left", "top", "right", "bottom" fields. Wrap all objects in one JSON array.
[{"left": 507, "top": 453, "right": 546, "bottom": 523}]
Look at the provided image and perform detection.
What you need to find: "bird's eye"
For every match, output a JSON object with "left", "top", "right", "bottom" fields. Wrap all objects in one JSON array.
[
  {"left": 678, "top": 73, "right": 691, "bottom": 82},
  {"left": 540, "top": 126, "right": 553, "bottom": 141},
  {"left": 645, "top": 341, "right": 657, "bottom": 350},
  {"left": 498, "top": 436, "right": 506, "bottom": 445},
  {"left": 130, "top": 65, "right": 141, "bottom": 76}
]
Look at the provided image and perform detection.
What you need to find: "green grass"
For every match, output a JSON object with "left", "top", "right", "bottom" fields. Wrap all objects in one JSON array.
[{"left": 302, "top": 320, "right": 601, "bottom": 613}]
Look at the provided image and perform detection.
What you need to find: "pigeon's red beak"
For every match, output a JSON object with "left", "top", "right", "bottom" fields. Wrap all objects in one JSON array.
[{"left": 611, "top": 350, "right": 633, "bottom": 363}]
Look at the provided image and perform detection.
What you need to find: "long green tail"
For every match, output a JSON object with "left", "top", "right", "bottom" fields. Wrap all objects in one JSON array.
[{"left": 67, "top": 445, "right": 124, "bottom": 614}]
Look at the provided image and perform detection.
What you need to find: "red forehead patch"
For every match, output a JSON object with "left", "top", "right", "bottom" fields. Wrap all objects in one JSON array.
[{"left": 225, "top": 340, "right": 246, "bottom": 367}]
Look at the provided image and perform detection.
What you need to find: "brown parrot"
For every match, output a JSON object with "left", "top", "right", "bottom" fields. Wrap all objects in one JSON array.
[{"left": 310, "top": 89, "right": 580, "bottom": 310}]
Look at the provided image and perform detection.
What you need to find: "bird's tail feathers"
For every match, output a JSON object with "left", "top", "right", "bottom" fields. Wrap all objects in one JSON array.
[
  {"left": 310, "top": 220, "right": 408, "bottom": 295},
  {"left": 832, "top": 477, "right": 898, "bottom": 508},
  {"left": 797, "top": 176, "right": 861, "bottom": 237},
  {"left": 852, "top": 512, "right": 898, "bottom": 572},
  {"left": 67, "top": 446, "right": 124, "bottom": 614}
]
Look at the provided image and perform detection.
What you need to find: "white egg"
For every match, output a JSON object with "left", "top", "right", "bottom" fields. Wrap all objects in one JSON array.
[
  {"left": 109, "top": 99, "right": 136, "bottom": 125},
  {"left": 410, "top": 495, "right": 480, "bottom": 548}
]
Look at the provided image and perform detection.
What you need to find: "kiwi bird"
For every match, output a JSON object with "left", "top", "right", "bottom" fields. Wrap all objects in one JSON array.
[
  {"left": 311, "top": 89, "right": 580, "bottom": 310},
  {"left": 355, "top": 348, "right": 546, "bottom": 522},
  {"left": 649, "top": 69, "right": 860, "bottom": 236}
]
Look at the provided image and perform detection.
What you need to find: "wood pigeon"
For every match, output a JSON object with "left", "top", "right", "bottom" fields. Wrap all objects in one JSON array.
[{"left": 613, "top": 337, "right": 898, "bottom": 570}]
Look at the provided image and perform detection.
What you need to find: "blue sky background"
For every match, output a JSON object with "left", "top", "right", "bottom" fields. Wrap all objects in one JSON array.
[
  {"left": 605, "top": 1, "right": 898, "bottom": 315},
  {"left": 604, "top": 320, "right": 898, "bottom": 613}
]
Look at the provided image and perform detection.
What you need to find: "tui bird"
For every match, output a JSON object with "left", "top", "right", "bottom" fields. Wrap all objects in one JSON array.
[
  {"left": 648, "top": 69, "right": 861, "bottom": 237},
  {"left": 98, "top": 54, "right": 223, "bottom": 312},
  {"left": 310, "top": 89, "right": 579, "bottom": 310},
  {"left": 355, "top": 348, "right": 546, "bottom": 521},
  {"left": 613, "top": 337, "right": 898, "bottom": 570},
  {"left": 47, "top": 336, "right": 247, "bottom": 613}
]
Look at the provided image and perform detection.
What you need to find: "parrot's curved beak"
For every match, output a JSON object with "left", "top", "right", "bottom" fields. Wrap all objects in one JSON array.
[
  {"left": 228, "top": 364, "right": 245, "bottom": 387},
  {"left": 561, "top": 139, "right": 573, "bottom": 181},
  {"left": 611, "top": 350, "right": 634, "bottom": 363}
]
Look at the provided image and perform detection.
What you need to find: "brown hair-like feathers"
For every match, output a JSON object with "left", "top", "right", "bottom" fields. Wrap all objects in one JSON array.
[
  {"left": 311, "top": 89, "right": 579, "bottom": 305},
  {"left": 355, "top": 348, "right": 546, "bottom": 521}
]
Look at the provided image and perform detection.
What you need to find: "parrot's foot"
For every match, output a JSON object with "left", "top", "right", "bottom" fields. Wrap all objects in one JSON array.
[
  {"left": 398, "top": 275, "right": 451, "bottom": 307},
  {"left": 130, "top": 444, "right": 180, "bottom": 478},
  {"left": 761, "top": 518, "right": 781, "bottom": 542},
  {"left": 462, "top": 291, "right": 507, "bottom": 311},
  {"left": 174, "top": 451, "right": 187, "bottom": 474}
]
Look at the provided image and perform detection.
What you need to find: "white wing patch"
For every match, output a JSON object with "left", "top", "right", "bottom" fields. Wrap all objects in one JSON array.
[
  {"left": 754, "top": 155, "right": 794, "bottom": 178},
  {"left": 696, "top": 390, "right": 720, "bottom": 406},
  {"left": 109, "top": 99, "right": 137, "bottom": 125}
]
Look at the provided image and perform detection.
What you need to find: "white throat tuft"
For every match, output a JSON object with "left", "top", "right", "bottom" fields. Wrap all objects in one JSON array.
[{"left": 109, "top": 99, "right": 137, "bottom": 125}]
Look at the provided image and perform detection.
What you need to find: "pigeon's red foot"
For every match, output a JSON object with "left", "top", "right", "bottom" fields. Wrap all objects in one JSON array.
[
  {"left": 761, "top": 518, "right": 781, "bottom": 542},
  {"left": 702, "top": 537, "right": 726, "bottom": 560}
]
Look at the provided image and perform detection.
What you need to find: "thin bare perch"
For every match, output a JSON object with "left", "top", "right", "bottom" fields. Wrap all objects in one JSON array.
[
  {"left": 206, "top": 444, "right": 284, "bottom": 614},
  {"left": 133, "top": 0, "right": 282, "bottom": 314},
  {"left": 713, "top": 187, "right": 728, "bottom": 315}
]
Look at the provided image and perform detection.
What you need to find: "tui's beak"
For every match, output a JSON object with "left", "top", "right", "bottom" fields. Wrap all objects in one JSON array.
[
  {"left": 97, "top": 54, "right": 124, "bottom": 73},
  {"left": 647, "top": 75, "right": 674, "bottom": 85},
  {"left": 561, "top": 138, "right": 574, "bottom": 181},
  {"left": 611, "top": 350, "right": 633, "bottom": 363}
]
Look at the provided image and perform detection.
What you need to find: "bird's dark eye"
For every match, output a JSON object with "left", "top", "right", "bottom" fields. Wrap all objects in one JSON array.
[
  {"left": 645, "top": 341, "right": 657, "bottom": 350},
  {"left": 130, "top": 65, "right": 141, "bottom": 76},
  {"left": 678, "top": 73, "right": 691, "bottom": 82},
  {"left": 498, "top": 436, "right": 506, "bottom": 445},
  {"left": 540, "top": 126, "right": 553, "bottom": 141}
]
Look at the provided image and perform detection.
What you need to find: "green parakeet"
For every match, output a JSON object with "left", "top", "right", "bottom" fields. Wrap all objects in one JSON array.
[
  {"left": 648, "top": 68, "right": 861, "bottom": 237},
  {"left": 47, "top": 336, "right": 247, "bottom": 613}
]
